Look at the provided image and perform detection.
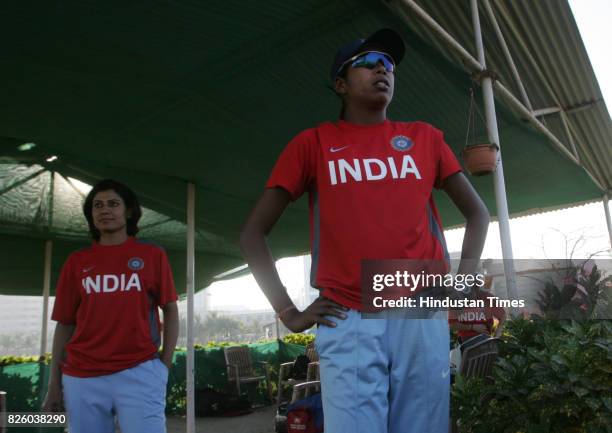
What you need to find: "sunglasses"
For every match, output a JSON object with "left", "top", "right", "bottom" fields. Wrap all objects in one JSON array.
[{"left": 339, "top": 51, "right": 395, "bottom": 76}]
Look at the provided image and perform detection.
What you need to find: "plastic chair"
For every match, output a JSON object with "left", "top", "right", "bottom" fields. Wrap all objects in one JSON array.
[{"left": 223, "top": 346, "right": 273, "bottom": 404}]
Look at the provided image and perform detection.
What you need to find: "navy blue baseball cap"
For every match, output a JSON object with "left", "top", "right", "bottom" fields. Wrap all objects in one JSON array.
[{"left": 330, "top": 28, "right": 405, "bottom": 82}]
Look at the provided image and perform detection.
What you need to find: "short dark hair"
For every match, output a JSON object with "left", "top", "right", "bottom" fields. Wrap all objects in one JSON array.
[{"left": 83, "top": 179, "right": 142, "bottom": 241}]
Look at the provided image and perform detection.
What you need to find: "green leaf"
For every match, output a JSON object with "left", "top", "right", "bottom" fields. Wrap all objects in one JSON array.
[
  {"left": 551, "top": 354, "right": 566, "bottom": 365},
  {"left": 572, "top": 386, "right": 589, "bottom": 398},
  {"left": 584, "top": 397, "right": 601, "bottom": 411}
]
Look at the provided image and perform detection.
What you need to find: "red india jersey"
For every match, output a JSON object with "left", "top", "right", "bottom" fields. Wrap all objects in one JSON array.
[
  {"left": 51, "top": 237, "right": 178, "bottom": 377},
  {"left": 449, "top": 287, "right": 506, "bottom": 339},
  {"left": 266, "top": 120, "right": 462, "bottom": 310}
]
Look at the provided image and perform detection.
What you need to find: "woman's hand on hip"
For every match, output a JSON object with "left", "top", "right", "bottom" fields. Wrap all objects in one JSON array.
[{"left": 281, "top": 297, "right": 348, "bottom": 333}]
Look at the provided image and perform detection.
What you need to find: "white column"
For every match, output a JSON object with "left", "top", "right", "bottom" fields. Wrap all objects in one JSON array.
[
  {"left": 39, "top": 240, "right": 53, "bottom": 357},
  {"left": 40, "top": 171, "right": 55, "bottom": 358},
  {"left": 186, "top": 182, "right": 196, "bottom": 433},
  {"left": 470, "top": 0, "right": 519, "bottom": 303},
  {"left": 275, "top": 316, "right": 281, "bottom": 340},
  {"left": 604, "top": 193, "right": 612, "bottom": 250}
]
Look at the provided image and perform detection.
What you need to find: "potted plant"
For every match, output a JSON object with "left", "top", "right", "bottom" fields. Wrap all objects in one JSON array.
[
  {"left": 462, "top": 143, "right": 498, "bottom": 176},
  {"left": 462, "top": 89, "right": 498, "bottom": 176}
]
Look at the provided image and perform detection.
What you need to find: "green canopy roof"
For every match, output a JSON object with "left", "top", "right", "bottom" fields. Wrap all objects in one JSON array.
[{"left": 0, "top": 0, "right": 606, "bottom": 296}]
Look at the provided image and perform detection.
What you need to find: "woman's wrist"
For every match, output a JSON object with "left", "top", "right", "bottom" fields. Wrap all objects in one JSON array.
[{"left": 276, "top": 305, "right": 297, "bottom": 321}]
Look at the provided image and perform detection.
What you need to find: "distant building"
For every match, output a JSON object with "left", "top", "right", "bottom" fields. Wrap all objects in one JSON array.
[{"left": 0, "top": 295, "right": 52, "bottom": 335}]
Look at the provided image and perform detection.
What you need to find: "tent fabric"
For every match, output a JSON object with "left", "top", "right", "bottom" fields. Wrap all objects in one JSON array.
[
  {"left": 0, "top": 167, "right": 242, "bottom": 295},
  {"left": 0, "top": 0, "right": 607, "bottom": 295}
]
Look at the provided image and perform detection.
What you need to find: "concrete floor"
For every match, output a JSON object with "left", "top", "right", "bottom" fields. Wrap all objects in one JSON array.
[{"left": 166, "top": 405, "right": 277, "bottom": 433}]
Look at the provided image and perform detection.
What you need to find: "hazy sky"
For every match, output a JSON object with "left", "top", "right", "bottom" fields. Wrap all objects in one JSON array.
[{"left": 569, "top": 0, "right": 612, "bottom": 110}]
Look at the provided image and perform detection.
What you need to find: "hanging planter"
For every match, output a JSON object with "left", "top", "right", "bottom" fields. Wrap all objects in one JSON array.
[
  {"left": 462, "top": 88, "right": 498, "bottom": 176},
  {"left": 462, "top": 143, "right": 498, "bottom": 176}
]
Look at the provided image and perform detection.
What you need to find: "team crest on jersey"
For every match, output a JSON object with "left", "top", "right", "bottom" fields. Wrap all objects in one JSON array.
[
  {"left": 128, "top": 257, "right": 144, "bottom": 270},
  {"left": 391, "top": 135, "right": 413, "bottom": 152}
]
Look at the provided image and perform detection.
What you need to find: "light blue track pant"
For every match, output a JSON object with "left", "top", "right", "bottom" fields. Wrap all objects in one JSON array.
[
  {"left": 315, "top": 308, "right": 450, "bottom": 433},
  {"left": 62, "top": 358, "right": 168, "bottom": 433}
]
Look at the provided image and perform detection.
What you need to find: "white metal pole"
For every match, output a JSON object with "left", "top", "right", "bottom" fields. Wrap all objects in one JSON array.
[
  {"left": 604, "top": 193, "right": 612, "bottom": 250},
  {"left": 40, "top": 172, "right": 54, "bottom": 359},
  {"left": 39, "top": 240, "right": 53, "bottom": 357},
  {"left": 470, "top": 0, "right": 519, "bottom": 303},
  {"left": 186, "top": 182, "right": 196, "bottom": 433},
  {"left": 400, "top": 0, "right": 482, "bottom": 71},
  {"left": 559, "top": 111, "right": 581, "bottom": 163},
  {"left": 481, "top": 0, "right": 532, "bottom": 111}
]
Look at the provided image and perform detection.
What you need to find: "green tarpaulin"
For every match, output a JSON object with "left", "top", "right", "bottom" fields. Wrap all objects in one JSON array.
[
  {"left": 0, "top": 0, "right": 603, "bottom": 296},
  {"left": 0, "top": 340, "right": 306, "bottom": 431}
]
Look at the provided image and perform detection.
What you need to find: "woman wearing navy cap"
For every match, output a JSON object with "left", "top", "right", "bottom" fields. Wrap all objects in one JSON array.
[{"left": 240, "top": 29, "right": 489, "bottom": 433}]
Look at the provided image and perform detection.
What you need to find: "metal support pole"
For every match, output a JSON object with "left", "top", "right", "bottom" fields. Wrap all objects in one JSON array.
[
  {"left": 40, "top": 171, "right": 54, "bottom": 359},
  {"left": 400, "top": 0, "right": 482, "bottom": 71},
  {"left": 186, "top": 182, "right": 196, "bottom": 433},
  {"left": 604, "top": 193, "right": 612, "bottom": 250},
  {"left": 470, "top": 0, "right": 519, "bottom": 304},
  {"left": 559, "top": 111, "right": 581, "bottom": 163},
  {"left": 481, "top": 0, "right": 532, "bottom": 111},
  {"left": 39, "top": 240, "right": 52, "bottom": 357}
]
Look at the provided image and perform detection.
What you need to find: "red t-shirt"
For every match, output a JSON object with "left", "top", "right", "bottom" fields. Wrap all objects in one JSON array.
[
  {"left": 51, "top": 237, "right": 178, "bottom": 377},
  {"left": 448, "top": 292, "right": 506, "bottom": 339},
  {"left": 266, "top": 120, "right": 462, "bottom": 309}
]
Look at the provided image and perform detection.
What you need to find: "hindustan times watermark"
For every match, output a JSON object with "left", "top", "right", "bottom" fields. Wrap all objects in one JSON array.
[
  {"left": 371, "top": 295, "right": 524, "bottom": 309},
  {"left": 360, "top": 258, "right": 611, "bottom": 320}
]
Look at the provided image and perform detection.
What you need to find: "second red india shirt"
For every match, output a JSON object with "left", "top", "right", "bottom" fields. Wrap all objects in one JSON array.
[{"left": 51, "top": 237, "right": 178, "bottom": 377}]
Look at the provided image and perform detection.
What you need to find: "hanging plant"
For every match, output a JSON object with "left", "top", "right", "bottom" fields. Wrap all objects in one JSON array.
[{"left": 462, "top": 88, "right": 498, "bottom": 176}]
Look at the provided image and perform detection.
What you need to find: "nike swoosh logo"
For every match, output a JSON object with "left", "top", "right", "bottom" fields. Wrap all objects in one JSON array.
[
  {"left": 330, "top": 145, "right": 349, "bottom": 153},
  {"left": 442, "top": 369, "right": 450, "bottom": 378},
  {"left": 82, "top": 266, "right": 95, "bottom": 273}
]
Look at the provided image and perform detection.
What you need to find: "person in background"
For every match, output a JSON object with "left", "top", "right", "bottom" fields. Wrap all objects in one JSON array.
[
  {"left": 42, "top": 179, "right": 179, "bottom": 433},
  {"left": 449, "top": 275, "right": 506, "bottom": 349}
]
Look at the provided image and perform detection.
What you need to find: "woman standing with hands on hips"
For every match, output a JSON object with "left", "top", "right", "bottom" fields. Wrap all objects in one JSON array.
[
  {"left": 42, "top": 179, "right": 179, "bottom": 433},
  {"left": 240, "top": 29, "right": 489, "bottom": 433}
]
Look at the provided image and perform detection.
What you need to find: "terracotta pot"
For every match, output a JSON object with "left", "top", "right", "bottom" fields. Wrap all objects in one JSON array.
[{"left": 462, "top": 144, "right": 498, "bottom": 176}]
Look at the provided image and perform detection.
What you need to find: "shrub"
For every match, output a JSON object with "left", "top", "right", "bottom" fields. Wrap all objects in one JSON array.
[
  {"left": 282, "top": 333, "right": 315, "bottom": 346},
  {"left": 0, "top": 355, "right": 47, "bottom": 367},
  {"left": 452, "top": 318, "right": 612, "bottom": 433}
]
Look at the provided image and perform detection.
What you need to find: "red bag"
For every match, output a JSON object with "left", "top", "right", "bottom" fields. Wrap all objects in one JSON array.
[{"left": 287, "top": 409, "right": 315, "bottom": 433}]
